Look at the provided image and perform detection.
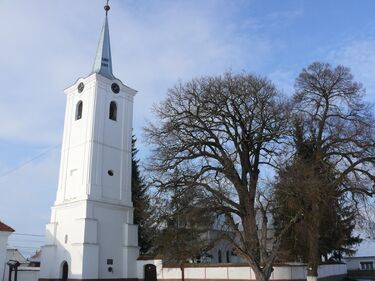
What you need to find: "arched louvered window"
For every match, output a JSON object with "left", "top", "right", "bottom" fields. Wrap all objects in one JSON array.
[
  {"left": 75, "top": 101, "right": 83, "bottom": 120},
  {"left": 226, "top": 250, "right": 230, "bottom": 263},
  {"left": 109, "top": 101, "right": 117, "bottom": 121},
  {"left": 218, "top": 250, "right": 222, "bottom": 263}
]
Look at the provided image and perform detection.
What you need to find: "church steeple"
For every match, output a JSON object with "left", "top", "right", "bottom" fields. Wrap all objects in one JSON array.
[
  {"left": 40, "top": 2, "right": 139, "bottom": 280},
  {"left": 92, "top": 1, "right": 114, "bottom": 79}
]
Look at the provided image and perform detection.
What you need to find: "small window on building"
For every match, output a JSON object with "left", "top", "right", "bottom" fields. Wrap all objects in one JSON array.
[
  {"left": 218, "top": 250, "right": 222, "bottom": 263},
  {"left": 226, "top": 250, "right": 230, "bottom": 263},
  {"left": 109, "top": 101, "right": 117, "bottom": 121},
  {"left": 108, "top": 170, "right": 114, "bottom": 176},
  {"left": 75, "top": 101, "right": 83, "bottom": 120},
  {"left": 64, "top": 234, "right": 68, "bottom": 244},
  {"left": 360, "top": 261, "right": 374, "bottom": 270}
]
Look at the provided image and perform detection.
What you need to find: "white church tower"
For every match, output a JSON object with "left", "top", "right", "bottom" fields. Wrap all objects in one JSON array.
[{"left": 39, "top": 3, "right": 139, "bottom": 281}]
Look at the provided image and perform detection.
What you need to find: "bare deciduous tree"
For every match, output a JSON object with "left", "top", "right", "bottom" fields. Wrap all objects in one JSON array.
[
  {"left": 357, "top": 199, "right": 375, "bottom": 239},
  {"left": 280, "top": 62, "right": 375, "bottom": 281},
  {"left": 145, "top": 72, "right": 295, "bottom": 281}
]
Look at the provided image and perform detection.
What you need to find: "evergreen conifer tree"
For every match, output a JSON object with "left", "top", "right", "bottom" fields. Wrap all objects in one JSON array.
[{"left": 131, "top": 135, "right": 153, "bottom": 255}]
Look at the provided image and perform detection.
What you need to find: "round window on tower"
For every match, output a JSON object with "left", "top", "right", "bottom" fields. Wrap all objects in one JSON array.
[
  {"left": 111, "top": 83, "right": 120, "bottom": 94},
  {"left": 78, "top": 82, "right": 85, "bottom": 93},
  {"left": 108, "top": 170, "right": 114, "bottom": 176}
]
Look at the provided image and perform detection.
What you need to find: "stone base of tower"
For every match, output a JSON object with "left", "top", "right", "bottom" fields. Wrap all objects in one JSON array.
[{"left": 39, "top": 200, "right": 139, "bottom": 281}]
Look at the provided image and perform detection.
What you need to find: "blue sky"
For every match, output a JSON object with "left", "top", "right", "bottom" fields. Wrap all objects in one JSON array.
[{"left": 0, "top": 0, "right": 375, "bottom": 256}]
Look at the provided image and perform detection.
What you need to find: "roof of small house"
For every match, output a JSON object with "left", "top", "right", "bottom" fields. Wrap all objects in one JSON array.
[
  {"left": 344, "top": 237, "right": 375, "bottom": 259},
  {"left": 29, "top": 250, "right": 42, "bottom": 262},
  {"left": 0, "top": 221, "right": 15, "bottom": 232},
  {"left": 353, "top": 239, "right": 375, "bottom": 257}
]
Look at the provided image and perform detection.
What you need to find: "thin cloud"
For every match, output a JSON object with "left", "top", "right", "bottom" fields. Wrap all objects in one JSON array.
[
  {"left": 328, "top": 39, "right": 375, "bottom": 100},
  {"left": 0, "top": 151, "right": 59, "bottom": 235}
]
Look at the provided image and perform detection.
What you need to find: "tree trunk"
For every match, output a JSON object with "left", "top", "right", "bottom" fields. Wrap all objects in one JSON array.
[
  {"left": 180, "top": 263, "right": 185, "bottom": 281},
  {"left": 307, "top": 241, "right": 319, "bottom": 280},
  {"left": 307, "top": 276, "right": 318, "bottom": 281},
  {"left": 307, "top": 260, "right": 318, "bottom": 281},
  {"left": 253, "top": 267, "right": 272, "bottom": 281},
  {"left": 307, "top": 212, "right": 320, "bottom": 281}
]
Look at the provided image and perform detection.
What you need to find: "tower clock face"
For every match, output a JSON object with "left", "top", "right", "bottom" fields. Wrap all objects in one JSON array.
[
  {"left": 78, "top": 82, "right": 85, "bottom": 93},
  {"left": 111, "top": 83, "right": 120, "bottom": 94}
]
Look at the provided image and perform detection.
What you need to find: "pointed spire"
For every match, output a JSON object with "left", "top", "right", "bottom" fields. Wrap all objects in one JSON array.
[{"left": 92, "top": 1, "right": 114, "bottom": 79}]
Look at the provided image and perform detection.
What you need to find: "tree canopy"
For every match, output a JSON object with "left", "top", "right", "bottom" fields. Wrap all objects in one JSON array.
[
  {"left": 145, "top": 72, "right": 294, "bottom": 281},
  {"left": 145, "top": 64, "right": 375, "bottom": 281},
  {"left": 273, "top": 62, "right": 375, "bottom": 280}
]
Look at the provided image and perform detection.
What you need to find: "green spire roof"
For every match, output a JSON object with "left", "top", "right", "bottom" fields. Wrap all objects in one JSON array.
[{"left": 92, "top": 15, "right": 114, "bottom": 79}]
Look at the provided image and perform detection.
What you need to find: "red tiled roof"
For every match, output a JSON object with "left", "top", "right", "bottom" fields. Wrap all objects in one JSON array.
[
  {"left": 0, "top": 221, "right": 15, "bottom": 232},
  {"left": 30, "top": 250, "right": 42, "bottom": 260}
]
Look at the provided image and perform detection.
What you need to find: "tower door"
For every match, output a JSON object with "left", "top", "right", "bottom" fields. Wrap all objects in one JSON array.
[
  {"left": 62, "top": 261, "right": 68, "bottom": 281},
  {"left": 144, "top": 264, "right": 157, "bottom": 281}
]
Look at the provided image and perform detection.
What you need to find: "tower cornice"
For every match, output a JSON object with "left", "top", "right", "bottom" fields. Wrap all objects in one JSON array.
[{"left": 64, "top": 73, "right": 137, "bottom": 97}]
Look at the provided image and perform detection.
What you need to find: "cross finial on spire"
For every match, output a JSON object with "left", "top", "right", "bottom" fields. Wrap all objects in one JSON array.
[
  {"left": 104, "top": 0, "right": 110, "bottom": 16},
  {"left": 92, "top": 0, "right": 114, "bottom": 79}
]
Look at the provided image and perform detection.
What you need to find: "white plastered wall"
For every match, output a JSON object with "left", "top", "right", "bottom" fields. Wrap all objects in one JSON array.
[
  {"left": 0, "top": 232, "right": 12, "bottom": 281},
  {"left": 39, "top": 73, "right": 138, "bottom": 280}
]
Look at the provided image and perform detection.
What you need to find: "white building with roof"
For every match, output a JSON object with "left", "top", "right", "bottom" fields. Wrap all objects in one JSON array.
[
  {"left": 38, "top": 2, "right": 138, "bottom": 281},
  {"left": 344, "top": 238, "right": 375, "bottom": 271},
  {"left": 0, "top": 221, "right": 15, "bottom": 281}
]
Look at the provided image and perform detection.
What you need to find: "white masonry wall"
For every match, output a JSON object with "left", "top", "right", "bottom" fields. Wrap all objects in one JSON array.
[
  {"left": 0, "top": 232, "right": 12, "bottom": 281},
  {"left": 16, "top": 268, "right": 40, "bottom": 281},
  {"left": 12, "top": 260, "right": 347, "bottom": 281},
  {"left": 344, "top": 256, "right": 375, "bottom": 270},
  {"left": 137, "top": 260, "right": 347, "bottom": 280}
]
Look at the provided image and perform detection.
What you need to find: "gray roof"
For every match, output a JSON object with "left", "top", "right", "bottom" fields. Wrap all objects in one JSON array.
[
  {"left": 92, "top": 15, "right": 114, "bottom": 79},
  {"left": 354, "top": 239, "right": 375, "bottom": 257},
  {"left": 344, "top": 238, "right": 375, "bottom": 258}
]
